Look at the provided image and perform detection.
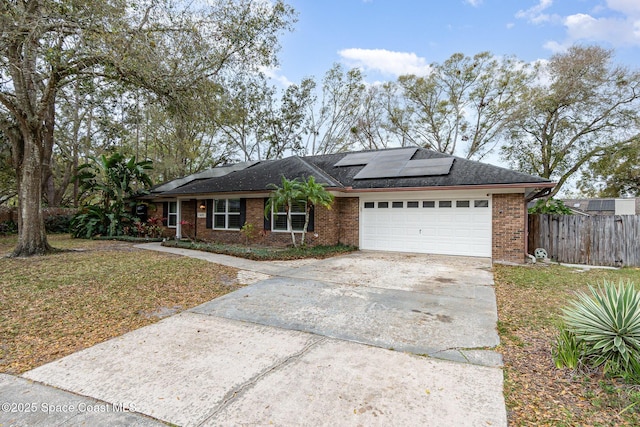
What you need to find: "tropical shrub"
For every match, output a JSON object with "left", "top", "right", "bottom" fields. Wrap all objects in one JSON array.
[
  {"left": 555, "top": 280, "right": 640, "bottom": 380},
  {"left": 143, "top": 217, "right": 164, "bottom": 238},
  {"left": 529, "top": 198, "right": 573, "bottom": 214},
  {"left": 71, "top": 152, "right": 153, "bottom": 238},
  {"left": 44, "top": 214, "right": 74, "bottom": 233},
  {"left": 71, "top": 205, "right": 138, "bottom": 238}
]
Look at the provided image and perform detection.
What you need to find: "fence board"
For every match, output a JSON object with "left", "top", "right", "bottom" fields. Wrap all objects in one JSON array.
[{"left": 528, "top": 214, "right": 640, "bottom": 267}]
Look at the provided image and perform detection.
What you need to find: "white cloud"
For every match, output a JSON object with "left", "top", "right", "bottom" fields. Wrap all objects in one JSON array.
[
  {"left": 260, "top": 66, "right": 294, "bottom": 87},
  {"left": 516, "top": 0, "right": 557, "bottom": 24},
  {"left": 465, "top": 0, "right": 482, "bottom": 7},
  {"left": 338, "top": 48, "right": 432, "bottom": 77},
  {"left": 506, "top": 22, "right": 515, "bottom": 29},
  {"left": 542, "top": 40, "right": 566, "bottom": 53},
  {"left": 518, "top": 0, "right": 640, "bottom": 52},
  {"left": 546, "top": 11, "right": 640, "bottom": 51},
  {"left": 574, "top": 14, "right": 639, "bottom": 45},
  {"left": 606, "top": 0, "right": 640, "bottom": 16}
]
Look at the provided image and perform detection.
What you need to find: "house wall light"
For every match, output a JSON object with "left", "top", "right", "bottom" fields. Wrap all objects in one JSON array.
[{"left": 199, "top": 201, "right": 206, "bottom": 210}]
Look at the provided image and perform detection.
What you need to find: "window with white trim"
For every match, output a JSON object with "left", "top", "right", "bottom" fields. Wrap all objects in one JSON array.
[
  {"left": 214, "top": 199, "right": 241, "bottom": 229},
  {"left": 273, "top": 201, "right": 306, "bottom": 232},
  {"left": 167, "top": 202, "right": 178, "bottom": 228}
]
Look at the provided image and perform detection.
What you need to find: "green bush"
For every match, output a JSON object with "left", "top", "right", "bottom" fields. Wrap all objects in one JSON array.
[
  {"left": 70, "top": 205, "right": 138, "bottom": 238},
  {"left": 162, "top": 239, "right": 358, "bottom": 261},
  {"left": 45, "top": 214, "right": 73, "bottom": 233},
  {"left": 529, "top": 198, "right": 573, "bottom": 214},
  {"left": 555, "top": 280, "right": 640, "bottom": 380},
  {"left": 0, "top": 220, "right": 17, "bottom": 235}
]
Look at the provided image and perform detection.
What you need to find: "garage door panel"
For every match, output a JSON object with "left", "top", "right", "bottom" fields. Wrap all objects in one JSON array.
[{"left": 361, "top": 198, "right": 491, "bottom": 257}]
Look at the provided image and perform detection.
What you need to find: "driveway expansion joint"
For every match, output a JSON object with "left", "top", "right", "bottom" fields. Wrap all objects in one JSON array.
[{"left": 198, "top": 336, "right": 327, "bottom": 426}]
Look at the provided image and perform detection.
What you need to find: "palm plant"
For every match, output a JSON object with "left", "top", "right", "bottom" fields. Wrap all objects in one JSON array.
[
  {"left": 265, "top": 175, "right": 334, "bottom": 247},
  {"left": 298, "top": 176, "right": 334, "bottom": 245},
  {"left": 265, "top": 176, "right": 302, "bottom": 247}
]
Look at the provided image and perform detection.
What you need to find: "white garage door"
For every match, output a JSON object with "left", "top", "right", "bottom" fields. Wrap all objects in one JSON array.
[{"left": 360, "top": 197, "right": 492, "bottom": 257}]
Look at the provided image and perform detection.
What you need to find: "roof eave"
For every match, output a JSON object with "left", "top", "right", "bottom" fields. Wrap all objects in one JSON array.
[
  {"left": 148, "top": 186, "right": 346, "bottom": 198},
  {"left": 337, "top": 182, "right": 556, "bottom": 193}
]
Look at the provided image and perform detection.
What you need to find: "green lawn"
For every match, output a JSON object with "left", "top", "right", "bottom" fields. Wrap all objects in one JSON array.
[
  {"left": 0, "top": 235, "right": 240, "bottom": 374},
  {"left": 495, "top": 263, "right": 640, "bottom": 426}
]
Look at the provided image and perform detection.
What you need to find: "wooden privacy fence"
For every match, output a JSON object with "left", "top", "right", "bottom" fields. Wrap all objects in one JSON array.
[{"left": 528, "top": 214, "right": 640, "bottom": 267}]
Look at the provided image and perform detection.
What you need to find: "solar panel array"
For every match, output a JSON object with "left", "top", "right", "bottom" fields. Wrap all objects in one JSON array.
[
  {"left": 334, "top": 148, "right": 454, "bottom": 179},
  {"left": 587, "top": 199, "right": 615, "bottom": 211},
  {"left": 333, "top": 151, "right": 379, "bottom": 167}
]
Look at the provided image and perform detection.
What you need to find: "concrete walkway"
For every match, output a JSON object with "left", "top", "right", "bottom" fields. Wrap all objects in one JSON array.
[{"left": 2, "top": 244, "right": 507, "bottom": 426}]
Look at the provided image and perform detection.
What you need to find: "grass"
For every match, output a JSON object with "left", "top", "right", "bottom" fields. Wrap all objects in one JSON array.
[
  {"left": 0, "top": 234, "right": 240, "bottom": 374},
  {"left": 495, "top": 263, "right": 640, "bottom": 426},
  {"left": 162, "top": 239, "right": 358, "bottom": 260}
]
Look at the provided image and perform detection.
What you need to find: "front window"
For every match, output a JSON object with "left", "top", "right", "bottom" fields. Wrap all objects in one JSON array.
[
  {"left": 273, "top": 201, "right": 306, "bottom": 232},
  {"left": 167, "top": 202, "right": 178, "bottom": 228},
  {"left": 214, "top": 199, "right": 241, "bottom": 230}
]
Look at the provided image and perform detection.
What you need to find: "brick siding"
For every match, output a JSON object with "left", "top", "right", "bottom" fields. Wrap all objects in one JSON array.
[
  {"left": 157, "top": 197, "right": 359, "bottom": 247},
  {"left": 153, "top": 193, "right": 529, "bottom": 262},
  {"left": 337, "top": 197, "right": 359, "bottom": 247},
  {"left": 492, "top": 193, "right": 526, "bottom": 263}
]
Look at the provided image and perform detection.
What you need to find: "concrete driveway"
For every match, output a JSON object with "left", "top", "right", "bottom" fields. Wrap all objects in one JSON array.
[
  {"left": 12, "top": 245, "right": 506, "bottom": 426},
  {"left": 193, "top": 251, "right": 500, "bottom": 365}
]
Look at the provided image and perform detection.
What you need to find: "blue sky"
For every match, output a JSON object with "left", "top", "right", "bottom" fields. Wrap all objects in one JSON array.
[{"left": 268, "top": 0, "right": 640, "bottom": 85}]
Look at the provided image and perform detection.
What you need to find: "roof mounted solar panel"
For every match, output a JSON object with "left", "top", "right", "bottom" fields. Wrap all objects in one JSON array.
[
  {"left": 587, "top": 199, "right": 615, "bottom": 211},
  {"left": 334, "top": 147, "right": 417, "bottom": 167},
  {"left": 353, "top": 160, "right": 408, "bottom": 179},
  {"left": 374, "top": 147, "right": 417, "bottom": 161},
  {"left": 334, "top": 152, "right": 379, "bottom": 167},
  {"left": 352, "top": 148, "right": 418, "bottom": 179},
  {"left": 398, "top": 158, "right": 454, "bottom": 177}
]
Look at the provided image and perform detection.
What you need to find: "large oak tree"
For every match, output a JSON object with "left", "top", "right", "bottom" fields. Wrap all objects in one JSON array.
[
  {"left": 0, "top": 0, "right": 294, "bottom": 256},
  {"left": 394, "top": 52, "right": 530, "bottom": 159},
  {"left": 501, "top": 45, "right": 640, "bottom": 197}
]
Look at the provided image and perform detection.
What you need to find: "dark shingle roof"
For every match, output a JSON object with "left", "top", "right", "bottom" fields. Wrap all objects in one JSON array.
[
  {"left": 159, "top": 156, "right": 341, "bottom": 196},
  {"left": 157, "top": 148, "right": 553, "bottom": 196},
  {"left": 305, "top": 149, "right": 551, "bottom": 189}
]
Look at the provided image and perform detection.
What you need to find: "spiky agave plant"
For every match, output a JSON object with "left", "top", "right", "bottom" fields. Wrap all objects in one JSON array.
[{"left": 561, "top": 280, "right": 640, "bottom": 374}]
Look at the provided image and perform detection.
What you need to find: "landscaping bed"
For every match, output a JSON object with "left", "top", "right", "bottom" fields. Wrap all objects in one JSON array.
[
  {"left": 494, "top": 263, "right": 640, "bottom": 426},
  {"left": 93, "top": 235, "right": 164, "bottom": 242},
  {"left": 162, "top": 239, "right": 358, "bottom": 260}
]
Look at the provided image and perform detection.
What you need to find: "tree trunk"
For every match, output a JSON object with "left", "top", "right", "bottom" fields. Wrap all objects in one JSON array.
[
  {"left": 11, "top": 131, "right": 53, "bottom": 257},
  {"left": 287, "top": 209, "right": 297, "bottom": 247},
  {"left": 300, "top": 207, "right": 311, "bottom": 246}
]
